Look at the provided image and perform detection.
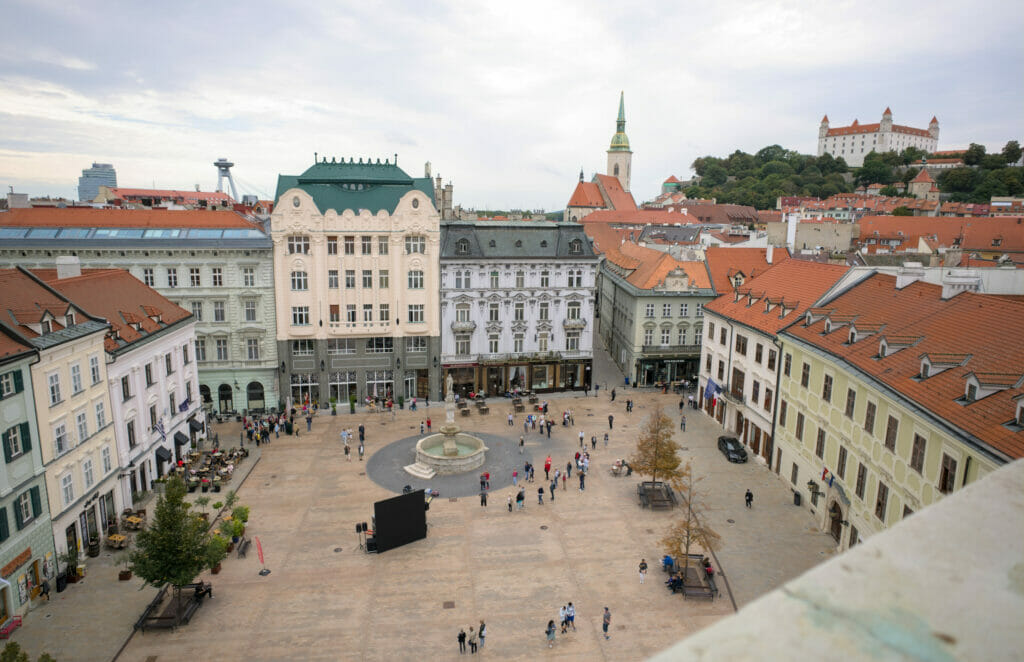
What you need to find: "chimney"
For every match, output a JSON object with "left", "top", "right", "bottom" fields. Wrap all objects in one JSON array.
[
  {"left": 56, "top": 255, "right": 82, "bottom": 279},
  {"left": 766, "top": 244, "right": 774, "bottom": 264},
  {"left": 786, "top": 212, "right": 799, "bottom": 249}
]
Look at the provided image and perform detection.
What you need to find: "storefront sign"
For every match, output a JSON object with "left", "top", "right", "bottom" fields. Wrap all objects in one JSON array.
[{"left": 2, "top": 548, "right": 31, "bottom": 578}]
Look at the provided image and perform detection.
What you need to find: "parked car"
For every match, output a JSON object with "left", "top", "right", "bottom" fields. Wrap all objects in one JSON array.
[{"left": 717, "top": 436, "right": 748, "bottom": 463}]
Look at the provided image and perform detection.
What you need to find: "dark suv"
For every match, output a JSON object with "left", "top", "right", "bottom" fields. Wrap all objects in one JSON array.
[{"left": 717, "top": 436, "right": 748, "bottom": 463}]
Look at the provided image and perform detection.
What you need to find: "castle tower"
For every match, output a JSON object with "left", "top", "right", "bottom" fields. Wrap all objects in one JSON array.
[
  {"left": 880, "top": 107, "right": 893, "bottom": 133},
  {"left": 606, "top": 91, "right": 632, "bottom": 192},
  {"left": 819, "top": 115, "right": 830, "bottom": 139},
  {"left": 929, "top": 116, "right": 940, "bottom": 141}
]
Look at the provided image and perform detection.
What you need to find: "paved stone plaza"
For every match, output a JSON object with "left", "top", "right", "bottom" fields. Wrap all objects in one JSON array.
[{"left": 12, "top": 386, "right": 836, "bottom": 662}]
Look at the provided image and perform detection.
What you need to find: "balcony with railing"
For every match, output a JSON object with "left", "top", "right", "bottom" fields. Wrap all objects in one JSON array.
[
  {"left": 562, "top": 318, "right": 587, "bottom": 330},
  {"left": 450, "top": 320, "right": 477, "bottom": 333},
  {"left": 641, "top": 344, "right": 702, "bottom": 357}
]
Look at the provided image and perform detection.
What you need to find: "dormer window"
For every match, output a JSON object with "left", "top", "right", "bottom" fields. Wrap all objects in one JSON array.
[
  {"left": 455, "top": 238, "right": 470, "bottom": 255},
  {"left": 966, "top": 384, "right": 977, "bottom": 402},
  {"left": 920, "top": 362, "right": 930, "bottom": 378},
  {"left": 42, "top": 320, "right": 52, "bottom": 334},
  {"left": 849, "top": 330, "right": 856, "bottom": 344},
  {"left": 569, "top": 239, "right": 582, "bottom": 255},
  {"left": 65, "top": 313, "right": 75, "bottom": 327},
  {"left": 488, "top": 240, "right": 496, "bottom": 248}
]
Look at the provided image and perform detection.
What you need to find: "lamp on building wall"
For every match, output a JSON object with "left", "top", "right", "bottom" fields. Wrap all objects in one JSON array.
[
  {"left": 432, "top": 356, "right": 438, "bottom": 367},
  {"left": 396, "top": 357, "right": 401, "bottom": 369},
  {"left": 233, "top": 380, "right": 240, "bottom": 390},
  {"left": 320, "top": 360, "right": 325, "bottom": 371},
  {"left": 280, "top": 362, "right": 286, "bottom": 374}
]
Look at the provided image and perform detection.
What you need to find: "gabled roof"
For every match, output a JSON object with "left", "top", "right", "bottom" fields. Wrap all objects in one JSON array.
[
  {"left": 580, "top": 209, "right": 701, "bottom": 225},
  {"left": 0, "top": 269, "right": 108, "bottom": 348},
  {"left": 704, "top": 246, "right": 776, "bottom": 294},
  {"left": 856, "top": 215, "right": 1024, "bottom": 253},
  {"left": 617, "top": 242, "right": 710, "bottom": 290},
  {"left": 0, "top": 207, "right": 256, "bottom": 229},
  {"left": 663, "top": 175, "right": 681, "bottom": 184},
  {"left": 783, "top": 274, "right": 1024, "bottom": 461},
  {"left": 567, "top": 181, "right": 605, "bottom": 208},
  {"left": 34, "top": 269, "right": 191, "bottom": 354},
  {"left": 911, "top": 169, "right": 936, "bottom": 184},
  {"left": 594, "top": 174, "right": 638, "bottom": 212}
]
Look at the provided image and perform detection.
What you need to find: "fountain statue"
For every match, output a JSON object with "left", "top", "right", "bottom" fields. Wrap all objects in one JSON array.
[{"left": 403, "top": 373, "right": 487, "bottom": 479}]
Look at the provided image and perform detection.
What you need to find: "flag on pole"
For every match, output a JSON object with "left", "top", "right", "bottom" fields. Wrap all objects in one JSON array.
[
  {"left": 256, "top": 536, "right": 264, "bottom": 565},
  {"left": 155, "top": 419, "right": 166, "bottom": 443}
]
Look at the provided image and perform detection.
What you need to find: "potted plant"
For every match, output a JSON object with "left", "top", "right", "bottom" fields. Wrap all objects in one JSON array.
[
  {"left": 116, "top": 552, "right": 132, "bottom": 581},
  {"left": 330, "top": 397, "right": 338, "bottom": 416},
  {"left": 398, "top": 395, "right": 405, "bottom": 410},
  {"left": 212, "top": 501, "right": 223, "bottom": 514},
  {"left": 223, "top": 518, "right": 244, "bottom": 543},
  {"left": 349, "top": 393, "right": 357, "bottom": 414},
  {"left": 207, "top": 535, "right": 229, "bottom": 574},
  {"left": 201, "top": 477, "right": 210, "bottom": 493},
  {"left": 224, "top": 490, "right": 239, "bottom": 511},
  {"left": 59, "top": 548, "right": 80, "bottom": 584},
  {"left": 194, "top": 496, "right": 211, "bottom": 522},
  {"left": 231, "top": 504, "right": 249, "bottom": 524}
]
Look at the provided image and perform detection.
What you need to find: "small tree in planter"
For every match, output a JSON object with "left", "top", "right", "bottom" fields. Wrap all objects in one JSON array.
[
  {"left": 58, "top": 547, "right": 80, "bottom": 584},
  {"left": 207, "top": 535, "right": 229, "bottom": 574},
  {"left": 116, "top": 551, "right": 133, "bottom": 581},
  {"left": 329, "top": 397, "right": 338, "bottom": 415},
  {"left": 349, "top": 393, "right": 357, "bottom": 414},
  {"left": 398, "top": 395, "right": 405, "bottom": 410},
  {"left": 194, "top": 496, "right": 211, "bottom": 522}
]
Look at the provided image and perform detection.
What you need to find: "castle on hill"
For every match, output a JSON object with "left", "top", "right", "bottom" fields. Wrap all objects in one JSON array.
[{"left": 818, "top": 108, "right": 939, "bottom": 167}]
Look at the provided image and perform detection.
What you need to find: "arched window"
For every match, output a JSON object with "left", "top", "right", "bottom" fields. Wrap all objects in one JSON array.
[
  {"left": 614, "top": 164, "right": 620, "bottom": 176},
  {"left": 455, "top": 238, "right": 470, "bottom": 255}
]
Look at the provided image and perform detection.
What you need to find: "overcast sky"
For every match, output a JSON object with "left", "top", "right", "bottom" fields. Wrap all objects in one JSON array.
[{"left": 1, "top": 0, "right": 1021, "bottom": 210}]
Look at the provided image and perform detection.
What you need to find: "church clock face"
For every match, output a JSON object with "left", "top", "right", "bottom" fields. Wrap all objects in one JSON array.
[{"left": 292, "top": 196, "right": 300, "bottom": 208}]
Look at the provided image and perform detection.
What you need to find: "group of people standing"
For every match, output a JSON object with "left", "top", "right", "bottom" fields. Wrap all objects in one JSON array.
[
  {"left": 456, "top": 621, "right": 486, "bottom": 654},
  {"left": 340, "top": 424, "right": 366, "bottom": 461}
]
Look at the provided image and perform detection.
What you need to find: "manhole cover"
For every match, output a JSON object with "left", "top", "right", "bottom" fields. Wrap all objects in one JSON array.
[
  {"left": 271, "top": 474, "right": 277, "bottom": 478},
  {"left": 359, "top": 472, "right": 366, "bottom": 476},
  {"left": 264, "top": 482, "right": 271, "bottom": 486},
  {"left": 334, "top": 548, "right": 343, "bottom": 553},
  {"left": 540, "top": 525, "right": 549, "bottom": 530},
  {"left": 680, "top": 447, "right": 689, "bottom": 451},
  {"left": 727, "top": 519, "right": 735, "bottom": 523},
  {"left": 443, "top": 601, "right": 455, "bottom": 609},
  {"left": 449, "top": 497, "right": 458, "bottom": 502},
  {"left": 646, "top": 528, "right": 654, "bottom": 534}
]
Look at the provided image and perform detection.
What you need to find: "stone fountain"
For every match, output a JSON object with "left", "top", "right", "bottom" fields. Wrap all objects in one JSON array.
[{"left": 404, "top": 374, "right": 487, "bottom": 479}]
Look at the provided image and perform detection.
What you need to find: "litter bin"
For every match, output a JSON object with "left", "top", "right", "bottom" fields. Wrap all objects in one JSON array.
[
  {"left": 793, "top": 491, "right": 802, "bottom": 506},
  {"left": 285, "top": 420, "right": 293, "bottom": 435}
]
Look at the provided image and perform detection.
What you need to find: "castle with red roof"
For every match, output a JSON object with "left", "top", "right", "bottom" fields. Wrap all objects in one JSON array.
[{"left": 817, "top": 108, "right": 939, "bottom": 167}]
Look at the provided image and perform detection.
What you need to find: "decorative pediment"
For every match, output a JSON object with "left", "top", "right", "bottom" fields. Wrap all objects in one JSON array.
[
  {"left": 452, "top": 294, "right": 474, "bottom": 304},
  {"left": 511, "top": 321, "right": 529, "bottom": 333},
  {"left": 512, "top": 292, "right": 528, "bottom": 302},
  {"left": 486, "top": 293, "right": 503, "bottom": 303},
  {"left": 485, "top": 322, "right": 503, "bottom": 333},
  {"left": 565, "top": 293, "right": 585, "bottom": 302},
  {"left": 536, "top": 320, "right": 553, "bottom": 332}
]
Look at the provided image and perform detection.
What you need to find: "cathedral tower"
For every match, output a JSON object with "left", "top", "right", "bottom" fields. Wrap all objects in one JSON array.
[{"left": 606, "top": 91, "right": 632, "bottom": 192}]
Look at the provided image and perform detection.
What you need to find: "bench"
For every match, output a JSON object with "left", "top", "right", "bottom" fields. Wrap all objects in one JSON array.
[
  {"left": 682, "top": 584, "right": 715, "bottom": 601},
  {"left": 237, "top": 536, "right": 252, "bottom": 559}
]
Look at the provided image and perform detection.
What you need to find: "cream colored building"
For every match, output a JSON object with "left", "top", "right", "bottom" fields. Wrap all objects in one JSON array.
[
  {"left": 0, "top": 269, "right": 118, "bottom": 560},
  {"left": 774, "top": 272, "right": 1020, "bottom": 550},
  {"left": 272, "top": 158, "right": 442, "bottom": 405}
]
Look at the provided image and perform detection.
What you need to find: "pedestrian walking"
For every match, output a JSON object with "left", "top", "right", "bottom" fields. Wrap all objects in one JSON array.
[
  {"left": 689, "top": 395, "right": 695, "bottom": 409},
  {"left": 517, "top": 488, "right": 525, "bottom": 510},
  {"left": 608, "top": 414, "right": 614, "bottom": 429},
  {"left": 344, "top": 442, "right": 351, "bottom": 461},
  {"left": 468, "top": 626, "right": 478, "bottom": 654},
  {"left": 458, "top": 628, "right": 467, "bottom": 654},
  {"left": 358, "top": 443, "right": 364, "bottom": 461},
  {"left": 507, "top": 495, "right": 513, "bottom": 512},
  {"left": 591, "top": 435, "right": 597, "bottom": 449},
  {"left": 566, "top": 461, "right": 572, "bottom": 478},
  {"left": 537, "top": 487, "right": 544, "bottom": 504},
  {"left": 546, "top": 421, "right": 552, "bottom": 438},
  {"left": 427, "top": 417, "right": 432, "bottom": 432},
  {"left": 358, "top": 424, "right": 365, "bottom": 442},
  {"left": 508, "top": 412, "right": 514, "bottom": 426},
  {"left": 566, "top": 602, "right": 576, "bottom": 631},
  {"left": 745, "top": 489, "right": 753, "bottom": 508},
  {"left": 546, "top": 620, "right": 557, "bottom": 648},
  {"left": 524, "top": 420, "right": 529, "bottom": 435},
  {"left": 480, "top": 491, "right": 487, "bottom": 507},
  {"left": 680, "top": 415, "right": 687, "bottom": 431},
  {"left": 603, "top": 607, "right": 611, "bottom": 639},
  {"left": 544, "top": 456, "right": 551, "bottom": 479},
  {"left": 306, "top": 414, "right": 313, "bottom": 431},
  {"left": 274, "top": 422, "right": 280, "bottom": 438},
  {"left": 520, "top": 436, "right": 525, "bottom": 454},
  {"left": 604, "top": 432, "right": 609, "bottom": 448},
  {"left": 639, "top": 558, "right": 648, "bottom": 583},
  {"left": 562, "top": 472, "right": 567, "bottom": 490},
  {"left": 579, "top": 472, "right": 585, "bottom": 491},
  {"left": 512, "top": 469, "right": 518, "bottom": 486},
  {"left": 478, "top": 621, "right": 486, "bottom": 649},
  {"left": 550, "top": 480, "right": 556, "bottom": 501},
  {"left": 610, "top": 388, "right": 616, "bottom": 402},
  {"left": 679, "top": 398, "right": 685, "bottom": 413},
  {"left": 559, "top": 606, "right": 567, "bottom": 633}
]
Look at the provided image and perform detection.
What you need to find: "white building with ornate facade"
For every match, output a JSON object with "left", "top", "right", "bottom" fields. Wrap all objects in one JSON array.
[
  {"left": 439, "top": 221, "right": 598, "bottom": 396},
  {"left": 272, "top": 158, "right": 442, "bottom": 406},
  {"left": 818, "top": 108, "right": 939, "bottom": 167}
]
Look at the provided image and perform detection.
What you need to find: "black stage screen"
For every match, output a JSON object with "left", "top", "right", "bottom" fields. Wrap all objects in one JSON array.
[{"left": 373, "top": 490, "right": 427, "bottom": 553}]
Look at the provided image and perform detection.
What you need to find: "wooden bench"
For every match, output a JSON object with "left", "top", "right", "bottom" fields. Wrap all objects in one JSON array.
[
  {"left": 237, "top": 536, "right": 252, "bottom": 559},
  {"left": 682, "top": 584, "right": 715, "bottom": 601}
]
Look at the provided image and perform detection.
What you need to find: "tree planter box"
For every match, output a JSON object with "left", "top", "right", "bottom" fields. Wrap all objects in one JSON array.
[{"left": 119, "top": 570, "right": 133, "bottom": 581}]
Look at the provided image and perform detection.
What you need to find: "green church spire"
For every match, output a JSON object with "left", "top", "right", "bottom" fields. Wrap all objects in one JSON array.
[{"left": 609, "top": 91, "right": 630, "bottom": 152}]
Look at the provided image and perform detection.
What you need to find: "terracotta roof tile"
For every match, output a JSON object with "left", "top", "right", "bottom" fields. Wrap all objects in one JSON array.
[
  {"left": 580, "top": 209, "right": 701, "bottom": 225},
  {"left": 911, "top": 169, "right": 936, "bottom": 184},
  {"left": 704, "top": 246, "right": 777, "bottom": 294},
  {"left": 784, "top": 274, "right": 1024, "bottom": 460},
  {"left": 593, "top": 175, "right": 638, "bottom": 212},
  {"left": 567, "top": 181, "right": 605, "bottom": 208}
]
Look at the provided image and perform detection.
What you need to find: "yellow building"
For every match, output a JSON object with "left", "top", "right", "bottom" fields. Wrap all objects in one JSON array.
[
  {"left": 774, "top": 272, "right": 1022, "bottom": 550},
  {"left": 0, "top": 269, "right": 118, "bottom": 561}
]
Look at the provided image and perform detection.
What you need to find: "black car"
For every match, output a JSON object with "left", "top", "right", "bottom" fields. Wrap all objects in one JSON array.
[{"left": 717, "top": 436, "right": 748, "bottom": 463}]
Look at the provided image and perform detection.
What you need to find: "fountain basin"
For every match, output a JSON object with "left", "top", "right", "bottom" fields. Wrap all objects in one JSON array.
[{"left": 414, "top": 432, "right": 488, "bottom": 475}]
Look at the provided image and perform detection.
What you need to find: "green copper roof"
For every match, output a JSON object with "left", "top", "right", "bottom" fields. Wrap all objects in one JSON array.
[
  {"left": 608, "top": 91, "right": 630, "bottom": 152},
  {"left": 274, "top": 157, "right": 435, "bottom": 215}
]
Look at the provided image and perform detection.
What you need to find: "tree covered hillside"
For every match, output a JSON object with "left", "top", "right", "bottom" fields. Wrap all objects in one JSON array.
[{"left": 685, "top": 145, "right": 854, "bottom": 209}]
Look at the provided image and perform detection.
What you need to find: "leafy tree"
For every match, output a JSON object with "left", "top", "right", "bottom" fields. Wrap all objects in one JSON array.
[
  {"left": 130, "top": 476, "right": 227, "bottom": 623},
  {"left": 892, "top": 206, "right": 913, "bottom": 216},
  {"left": 938, "top": 167, "right": 981, "bottom": 193},
  {"left": 879, "top": 185, "right": 899, "bottom": 196},
  {"left": 900, "top": 146, "right": 927, "bottom": 165},
  {"left": 702, "top": 163, "right": 728, "bottom": 187},
  {"left": 661, "top": 462, "right": 722, "bottom": 581},
  {"left": 981, "top": 154, "right": 1008, "bottom": 170},
  {"left": 963, "top": 143, "right": 987, "bottom": 166},
  {"left": 856, "top": 152, "right": 894, "bottom": 186},
  {"left": 1002, "top": 140, "right": 1022, "bottom": 165},
  {"left": 0, "top": 642, "right": 56, "bottom": 662},
  {"left": 629, "top": 407, "right": 683, "bottom": 485},
  {"left": 755, "top": 145, "right": 787, "bottom": 165}
]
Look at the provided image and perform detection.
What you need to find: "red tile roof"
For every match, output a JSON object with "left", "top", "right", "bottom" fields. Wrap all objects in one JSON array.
[
  {"left": 704, "top": 246, "right": 775, "bottom": 294},
  {"left": 783, "top": 274, "right": 1024, "bottom": 460},
  {"left": 34, "top": 269, "right": 191, "bottom": 352},
  {"left": 103, "top": 187, "right": 234, "bottom": 204},
  {"left": 0, "top": 270, "right": 80, "bottom": 339},
  {"left": 0, "top": 331, "right": 33, "bottom": 361},
  {"left": 567, "top": 181, "right": 605, "bottom": 208},
  {"left": 663, "top": 175, "right": 681, "bottom": 184},
  {"left": 857, "top": 215, "right": 1024, "bottom": 253},
  {"left": 826, "top": 122, "right": 931, "bottom": 138},
  {"left": 594, "top": 174, "right": 638, "bottom": 212},
  {"left": 704, "top": 259, "right": 848, "bottom": 335},
  {"left": 0, "top": 207, "right": 258, "bottom": 229},
  {"left": 617, "top": 242, "right": 710, "bottom": 289},
  {"left": 580, "top": 209, "right": 701, "bottom": 225},
  {"left": 911, "top": 169, "right": 936, "bottom": 184}
]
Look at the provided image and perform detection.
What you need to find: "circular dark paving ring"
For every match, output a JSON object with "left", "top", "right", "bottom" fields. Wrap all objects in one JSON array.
[{"left": 365, "top": 432, "right": 536, "bottom": 498}]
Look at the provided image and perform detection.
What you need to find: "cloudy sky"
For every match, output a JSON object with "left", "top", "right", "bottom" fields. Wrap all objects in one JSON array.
[{"left": 1, "top": 0, "right": 1021, "bottom": 210}]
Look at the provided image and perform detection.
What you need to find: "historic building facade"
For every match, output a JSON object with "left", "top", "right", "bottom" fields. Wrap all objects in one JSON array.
[
  {"left": 699, "top": 259, "right": 849, "bottom": 467},
  {"left": 817, "top": 108, "right": 939, "bottom": 167},
  {"left": 272, "top": 158, "right": 442, "bottom": 406},
  {"left": 0, "top": 269, "right": 118, "bottom": 568},
  {"left": 0, "top": 334, "right": 56, "bottom": 621},
  {"left": 564, "top": 93, "right": 638, "bottom": 222},
  {"left": 0, "top": 208, "right": 280, "bottom": 415},
  {"left": 40, "top": 263, "right": 203, "bottom": 506},
  {"left": 774, "top": 273, "right": 1022, "bottom": 551},
  {"left": 439, "top": 221, "right": 598, "bottom": 396}
]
